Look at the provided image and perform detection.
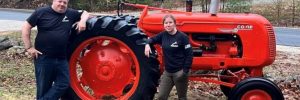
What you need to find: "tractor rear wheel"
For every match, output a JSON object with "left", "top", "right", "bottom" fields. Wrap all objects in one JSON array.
[
  {"left": 228, "top": 77, "right": 283, "bottom": 100},
  {"left": 67, "top": 16, "right": 160, "bottom": 100},
  {"left": 121, "top": 15, "right": 139, "bottom": 24}
]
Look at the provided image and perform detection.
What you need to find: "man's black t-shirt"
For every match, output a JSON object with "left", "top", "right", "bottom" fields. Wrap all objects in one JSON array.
[
  {"left": 148, "top": 31, "right": 193, "bottom": 73},
  {"left": 27, "top": 6, "right": 82, "bottom": 57}
]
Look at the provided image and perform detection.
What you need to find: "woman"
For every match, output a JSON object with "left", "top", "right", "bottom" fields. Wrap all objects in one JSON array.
[{"left": 144, "top": 14, "right": 193, "bottom": 100}]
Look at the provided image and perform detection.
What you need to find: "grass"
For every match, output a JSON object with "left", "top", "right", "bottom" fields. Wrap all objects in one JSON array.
[
  {"left": 0, "top": 52, "right": 36, "bottom": 100},
  {"left": 0, "top": 31, "right": 36, "bottom": 100}
]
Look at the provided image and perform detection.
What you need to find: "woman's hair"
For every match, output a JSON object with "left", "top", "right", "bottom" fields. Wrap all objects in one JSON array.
[{"left": 162, "top": 14, "right": 176, "bottom": 24}]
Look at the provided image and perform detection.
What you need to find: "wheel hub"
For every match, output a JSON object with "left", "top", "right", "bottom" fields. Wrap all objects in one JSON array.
[
  {"left": 96, "top": 61, "right": 116, "bottom": 81},
  {"left": 241, "top": 89, "right": 272, "bottom": 100}
]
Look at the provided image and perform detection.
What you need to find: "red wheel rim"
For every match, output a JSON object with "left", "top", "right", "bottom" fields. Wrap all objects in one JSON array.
[
  {"left": 241, "top": 89, "right": 272, "bottom": 100},
  {"left": 69, "top": 36, "right": 140, "bottom": 100}
]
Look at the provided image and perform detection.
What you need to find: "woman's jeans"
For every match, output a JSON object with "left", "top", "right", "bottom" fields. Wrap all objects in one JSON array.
[{"left": 34, "top": 55, "right": 70, "bottom": 100}]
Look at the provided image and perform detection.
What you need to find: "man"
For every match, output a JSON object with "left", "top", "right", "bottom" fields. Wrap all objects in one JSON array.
[{"left": 21, "top": 0, "right": 90, "bottom": 99}]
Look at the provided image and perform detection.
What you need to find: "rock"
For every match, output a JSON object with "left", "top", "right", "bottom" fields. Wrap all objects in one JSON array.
[
  {"left": 295, "top": 75, "right": 300, "bottom": 89},
  {"left": 274, "top": 77, "right": 285, "bottom": 84},
  {"left": 4, "top": 45, "right": 33, "bottom": 59},
  {"left": 6, "top": 46, "right": 26, "bottom": 56},
  {"left": 9, "top": 39, "right": 21, "bottom": 46},
  {"left": 0, "top": 37, "right": 9, "bottom": 42},
  {"left": 285, "top": 76, "right": 295, "bottom": 83},
  {"left": 0, "top": 37, "right": 13, "bottom": 51},
  {"left": 264, "top": 73, "right": 273, "bottom": 81}
]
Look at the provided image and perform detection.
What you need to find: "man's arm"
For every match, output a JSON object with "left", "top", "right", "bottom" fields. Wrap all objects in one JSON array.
[
  {"left": 22, "top": 21, "right": 33, "bottom": 50},
  {"left": 22, "top": 21, "right": 42, "bottom": 58},
  {"left": 76, "top": 11, "right": 91, "bottom": 32}
]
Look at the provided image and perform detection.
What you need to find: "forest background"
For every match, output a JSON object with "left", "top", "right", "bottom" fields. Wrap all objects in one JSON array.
[{"left": 0, "top": 0, "right": 300, "bottom": 27}]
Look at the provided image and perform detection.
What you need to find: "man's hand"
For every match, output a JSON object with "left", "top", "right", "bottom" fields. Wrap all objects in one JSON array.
[
  {"left": 26, "top": 47, "right": 43, "bottom": 58},
  {"left": 144, "top": 44, "right": 152, "bottom": 57},
  {"left": 76, "top": 11, "right": 90, "bottom": 33},
  {"left": 76, "top": 21, "right": 86, "bottom": 33}
]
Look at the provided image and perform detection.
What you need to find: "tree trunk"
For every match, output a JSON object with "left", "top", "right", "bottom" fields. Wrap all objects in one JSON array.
[
  {"left": 292, "top": 0, "right": 295, "bottom": 26},
  {"left": 222, "top": 0, "right": 226, "bottom": 12},
  {"left": 275, "top": 0, "right": 282, "bottom": 26}
]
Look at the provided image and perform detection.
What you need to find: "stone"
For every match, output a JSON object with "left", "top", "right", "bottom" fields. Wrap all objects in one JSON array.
[{"left": 0, "top": 37, "right": 13, "bottom": 51}]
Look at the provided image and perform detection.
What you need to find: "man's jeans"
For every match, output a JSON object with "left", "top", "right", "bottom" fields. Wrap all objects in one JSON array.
[{"left": 34, "top": 55, "right": 70, "bottom": 100}]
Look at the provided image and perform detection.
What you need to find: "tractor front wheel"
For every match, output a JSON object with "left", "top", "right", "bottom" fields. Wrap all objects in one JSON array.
[{"left": 228, "top": 77, "right": 283, "bottom": 100}]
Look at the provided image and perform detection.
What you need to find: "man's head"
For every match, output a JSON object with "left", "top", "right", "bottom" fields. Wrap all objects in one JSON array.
[{"left": 52, "top": 0, "right": 69, "bottom": 13}]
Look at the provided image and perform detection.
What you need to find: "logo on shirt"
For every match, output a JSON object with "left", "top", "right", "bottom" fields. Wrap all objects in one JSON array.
[
  {"left": 170, "top": 41, "right": 178, "bottom": 47},
  {"left": 62, "top": 16, "right": 69, "bottom": 22},
  {"left": 185, "top": 44, "right": 191, "bottom": 49}
]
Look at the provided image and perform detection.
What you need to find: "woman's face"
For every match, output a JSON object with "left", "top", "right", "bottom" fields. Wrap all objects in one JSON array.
[{"left": 163, "top": 17, "right": 176, "bottom": 33}]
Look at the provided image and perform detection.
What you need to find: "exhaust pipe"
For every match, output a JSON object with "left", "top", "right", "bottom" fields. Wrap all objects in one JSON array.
[
  {"left": 186, "top": 0, "right": 193, "bottom": 12},
  {"left": 209, "top": 0, "right": 220, "bottom": 16}
]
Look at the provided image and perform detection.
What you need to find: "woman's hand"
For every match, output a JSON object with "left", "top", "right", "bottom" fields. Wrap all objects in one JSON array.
[
  {"left": 144, "top": 44, "right": 152, "bottom": 57},
  {"left": 26, "top": 47, "right": 43, "bottom": 58}
]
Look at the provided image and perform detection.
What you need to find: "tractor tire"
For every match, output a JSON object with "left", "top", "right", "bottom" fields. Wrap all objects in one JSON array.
[
  {"left": 120, "top": 15, "right": 139, "bottom": 24},
  {"left": 228, "top": 77, "right": 283, "bottom": 100},
  {"left": 66, "top": 16, "right": 160, "bottom": 100}
]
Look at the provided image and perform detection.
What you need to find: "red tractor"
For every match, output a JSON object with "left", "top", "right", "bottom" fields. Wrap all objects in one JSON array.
[{"left": 66, "top": 0, "right": 283, "bottom": 100}]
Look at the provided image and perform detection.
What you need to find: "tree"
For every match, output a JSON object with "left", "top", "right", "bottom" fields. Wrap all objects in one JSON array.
[
  {"left": 223, "top": 0, "right": 252, "bottom": 13},
  {"left": 273, "top": 0, "right": 283, "bottom": 26}
]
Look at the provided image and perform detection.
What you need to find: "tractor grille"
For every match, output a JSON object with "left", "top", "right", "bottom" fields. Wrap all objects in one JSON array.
[{"left": 265, "top": 24, "right": 276, "bottom": 58}]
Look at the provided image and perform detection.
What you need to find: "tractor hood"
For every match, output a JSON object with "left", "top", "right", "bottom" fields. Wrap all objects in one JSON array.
[{"left": 139, "top": 12, "right": 271, "bottom": 34}]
